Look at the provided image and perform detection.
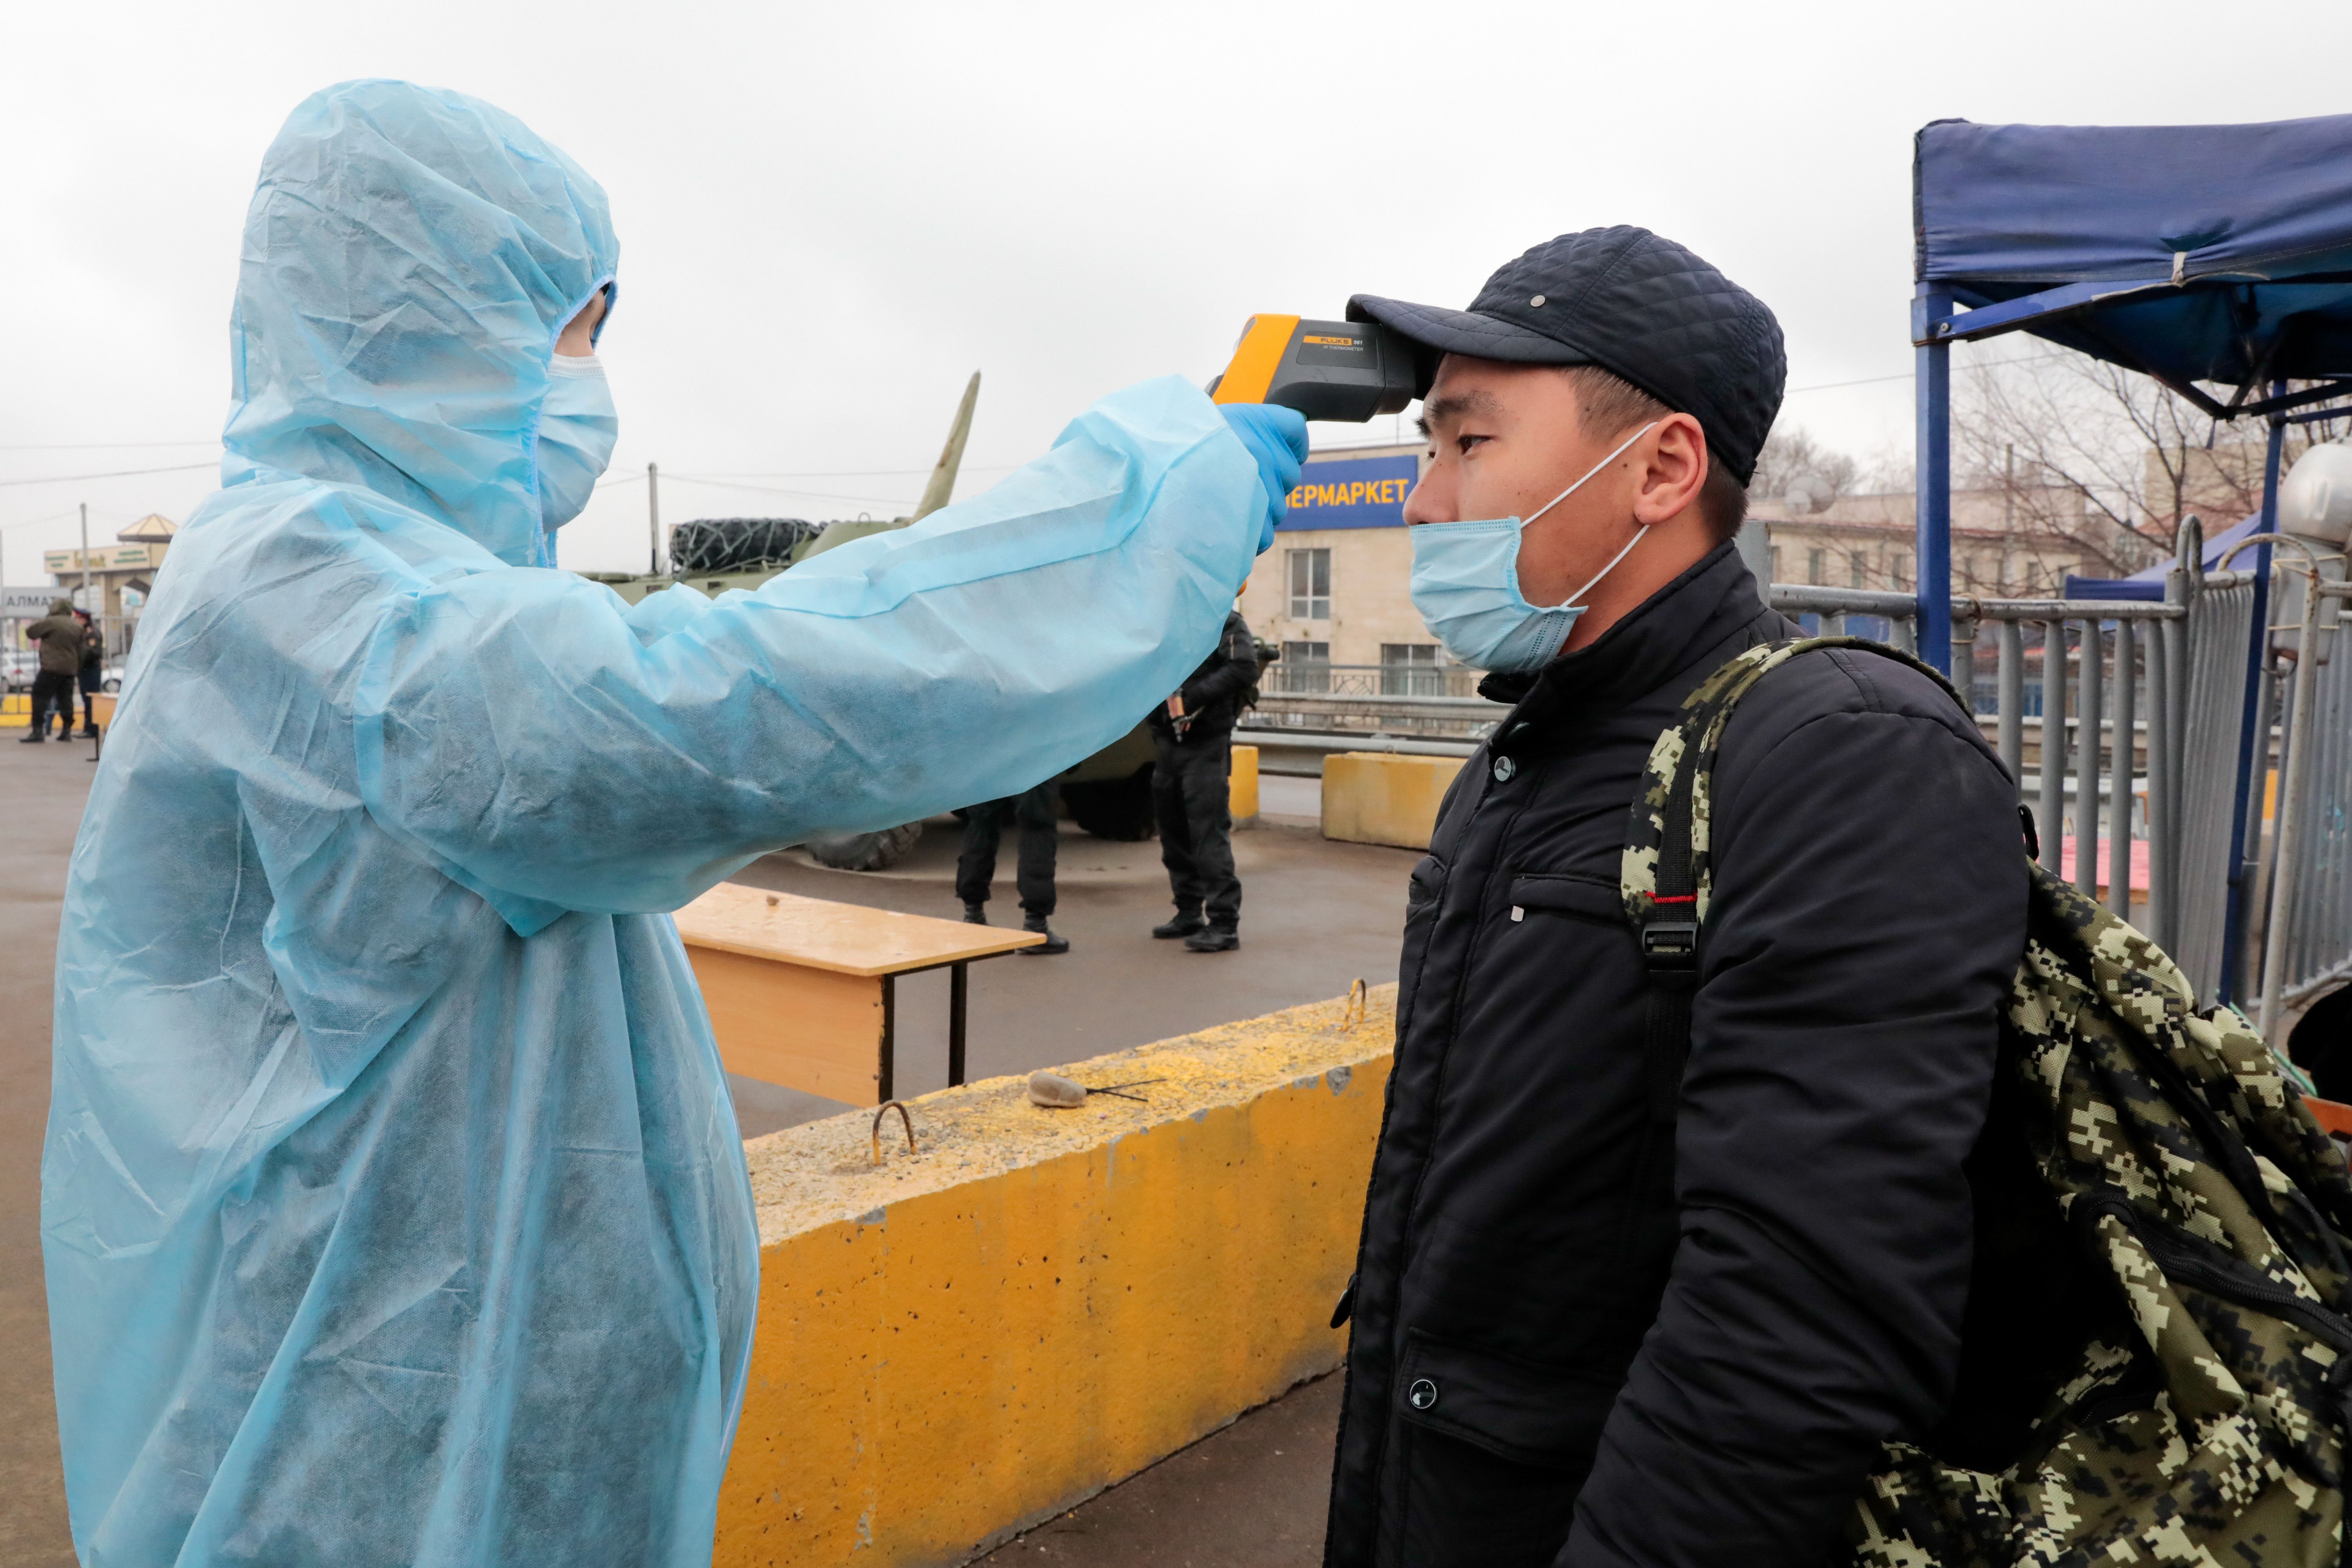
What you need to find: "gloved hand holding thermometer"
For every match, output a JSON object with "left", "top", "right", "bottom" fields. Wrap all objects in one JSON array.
[{"left": 1209, "top": 314, "right": 1416, "bottom": 550}]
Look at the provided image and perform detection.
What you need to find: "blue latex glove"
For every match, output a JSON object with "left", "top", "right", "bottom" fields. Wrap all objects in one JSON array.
[{"left": 1219, "top": 403, "right": 1309, "bottom": 554}]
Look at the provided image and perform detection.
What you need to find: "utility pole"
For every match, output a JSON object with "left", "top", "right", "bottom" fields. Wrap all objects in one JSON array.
[
  {"left": 647, "top": 461, "right": 662, "bottom": 576},
  {"left": 2000, "top": 445, "right": 2016, "bottom": 594},
  {"left": 80, "top": 503, "right": 92, "bottom": 613}
]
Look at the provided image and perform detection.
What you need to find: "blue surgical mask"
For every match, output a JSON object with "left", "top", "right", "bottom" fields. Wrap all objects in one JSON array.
[
  {"left": 536, "top": 354, "right": 619, "bottom": 548},
  {"left": 1408, "top": 422, "right": 1657, "bottom": 673}
]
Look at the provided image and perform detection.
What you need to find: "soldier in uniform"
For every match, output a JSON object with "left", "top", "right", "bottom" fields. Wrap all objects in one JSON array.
[
  {"left": 956, "top": 780, "right": 1068, "bottom": 954},
  {"left": 1147, "top": 607, "right": 1258, "bottom": 951}
]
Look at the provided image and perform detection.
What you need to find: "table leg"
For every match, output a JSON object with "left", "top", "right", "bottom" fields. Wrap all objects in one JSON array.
[
  {"left": 878, "top": 974, "right": 896, "bottom": 1104},
  {"left": 949, "top": 962, "right": 969, "bottom": 1087}
]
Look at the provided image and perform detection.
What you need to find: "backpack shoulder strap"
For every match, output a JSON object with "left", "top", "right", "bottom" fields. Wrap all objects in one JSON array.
[{"left": 1619, "top": 636, "right": 1967, "bottom": 1120}]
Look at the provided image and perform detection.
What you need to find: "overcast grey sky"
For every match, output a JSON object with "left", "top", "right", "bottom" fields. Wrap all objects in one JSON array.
[{"left": 7, "top": 0, "right": 2352, "bottom": 579}]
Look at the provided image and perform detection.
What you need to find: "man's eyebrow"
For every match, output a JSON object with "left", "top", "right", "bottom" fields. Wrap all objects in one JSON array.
[{"left": 1420, "top": 389, "right": 1502, "bottom": 428}]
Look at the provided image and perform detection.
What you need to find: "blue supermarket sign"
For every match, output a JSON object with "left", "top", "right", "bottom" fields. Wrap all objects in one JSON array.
[{"left": 1280, "top": 454, "right": 1418, "bottom": 530}]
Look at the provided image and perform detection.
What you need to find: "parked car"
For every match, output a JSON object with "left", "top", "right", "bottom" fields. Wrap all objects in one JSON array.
[
  {"left": 100, "top": 659, "right": 125, "bottom": 693},
  {"left": 3, "top": 649, "right": 36, "bottom": 694}
]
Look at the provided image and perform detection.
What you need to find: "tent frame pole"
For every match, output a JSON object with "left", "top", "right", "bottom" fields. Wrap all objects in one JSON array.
[
  {"left": 2218, "top": 398, "right": 2284, "bottom": 1007},
  {"left": 1913, "top": 285, "right": 1955, "bottom": 675}
]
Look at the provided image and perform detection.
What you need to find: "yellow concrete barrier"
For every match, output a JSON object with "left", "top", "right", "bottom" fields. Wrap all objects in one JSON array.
[
  {"left": 1229, "top": 742, "right": 1259, "bottom": 821},
  {"left": 3, "top": 692, "right": 114, "bottom": 726},
  {"left": 717, "top": 985, "right": 1397, "bottom": 1566},
  {"left": 1320, "top": 751, "right": 1465, "bottom": 852}
]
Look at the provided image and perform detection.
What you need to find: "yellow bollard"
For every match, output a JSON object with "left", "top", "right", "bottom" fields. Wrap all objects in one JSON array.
[{"left": 1229, "top": 743, "right": 1259, "bottom": 822}]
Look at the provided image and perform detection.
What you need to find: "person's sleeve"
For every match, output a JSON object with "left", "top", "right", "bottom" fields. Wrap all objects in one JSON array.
[
  {"left": 353, "top": 375, "right": 1262, "bottom": 934},
  {"left": 1561, "top": 701, "right": 2026, "bottom": 1568},
  {"left": 1180, "top": 615, "right": 1260, "bottom": 709}
]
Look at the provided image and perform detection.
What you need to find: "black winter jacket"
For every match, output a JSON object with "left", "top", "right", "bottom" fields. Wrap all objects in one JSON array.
[
  {"left": 1325, "top": 543, "right": 2029, "bottom": 1568},
  {"left": 1147, "top": 609, "right": 1258, "bottom": 742}
]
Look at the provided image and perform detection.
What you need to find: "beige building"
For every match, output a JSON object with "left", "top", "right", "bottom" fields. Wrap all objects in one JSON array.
[
  {"left": 1239, "top": 442, "right": 1458, "bottom": 688},
  {"left": 45, "top": 512, "right": 178, "bottom": 651},
  {"left": 46, "top": 513, "right": 177, "bottom": 615},
  {"left": 1755, "top": 485, "right": 2134, "bottom": 595}
]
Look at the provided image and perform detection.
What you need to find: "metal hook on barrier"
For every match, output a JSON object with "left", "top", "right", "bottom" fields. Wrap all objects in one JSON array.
[
  {"left": 1082, "top": 1077, "right": 1164, "bottom": 1103},
  {"left": 1341, "top": 979, "right": 1368, "bottom": 1031},
  {"left": 871, "top": 1100, "right": 916, "bottom": 1165}
]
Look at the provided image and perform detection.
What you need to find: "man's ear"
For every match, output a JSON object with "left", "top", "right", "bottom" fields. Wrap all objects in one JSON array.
[{"left": 1631, "top": 414, "right": 1709, "bottom": 526}]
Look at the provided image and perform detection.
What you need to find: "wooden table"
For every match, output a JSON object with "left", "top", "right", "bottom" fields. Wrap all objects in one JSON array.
[{"left": 674, "top": 883, "right": 1042, "bottom": 1105}]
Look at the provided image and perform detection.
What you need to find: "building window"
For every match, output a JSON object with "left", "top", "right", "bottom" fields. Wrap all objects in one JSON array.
[
  {"left": 1278, "top": 640, "right": 1329, "bottom": 694},
  {"left": 1850, "top": 552, "right": 1866, "bottom": 589},
  {"left": 1287, "top": 548, "right": 1330, "bottom": 621},
  {"left": 1380, "top": 642, "right": 1441, "bottom": 696},
  {"left": 1807, "top": 547, "right": 1825, "bottom": 585}
]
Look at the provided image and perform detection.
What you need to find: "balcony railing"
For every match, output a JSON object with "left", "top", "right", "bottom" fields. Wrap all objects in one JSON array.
[{"left": 1261, "top": 662, "right": 1484, "bottom": 699}]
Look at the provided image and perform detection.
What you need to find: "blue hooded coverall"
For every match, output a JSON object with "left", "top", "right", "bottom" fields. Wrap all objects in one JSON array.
[{"left": 41, "top": 80, "right": 1269, "bottom": 1566}]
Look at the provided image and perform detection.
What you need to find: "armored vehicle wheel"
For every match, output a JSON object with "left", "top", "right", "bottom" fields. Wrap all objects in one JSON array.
[
  {"left": 803, "top": 821, "right": 925, "bottom": 871},
  {"left": 1063, "top": 768, "right": 1156, "bottom": 841}
]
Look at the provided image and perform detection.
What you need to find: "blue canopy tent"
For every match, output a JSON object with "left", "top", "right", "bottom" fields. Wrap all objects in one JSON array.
[
  {"left": 1915, "top": 112, "right": 2352, "bottom": 661},
  {"left": 1914, "top": 113, "right": 2352, "bottom": 1003},
  {"left": 2063, "top": 513, "right": 2262, "bottom": 600}
]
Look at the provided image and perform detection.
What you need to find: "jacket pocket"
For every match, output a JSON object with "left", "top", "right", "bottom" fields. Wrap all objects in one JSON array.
[
  {"left": 1394, "top": 1330, "right": 1619, "bottom": 1470},
  {"left": 1405, "top": 855, "right": 1447, "bottom": 926},
  {"left": 1504, "top": 871, "right": 1621, "bottom": 927}
]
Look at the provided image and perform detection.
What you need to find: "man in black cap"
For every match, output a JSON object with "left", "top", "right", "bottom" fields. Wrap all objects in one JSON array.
[{"left": 1321, "top": 228, "right": 2027, "bottom": 1566}]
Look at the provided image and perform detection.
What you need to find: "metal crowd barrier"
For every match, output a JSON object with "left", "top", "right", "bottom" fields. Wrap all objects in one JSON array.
[
  {"left": 2168, "top": 562, "right": 2261, "bottom": 1008},
  {"left": 1769, "top": 522, "right": 2263, "bottom": 1007},
  {"left": 2255, "top": 547, "right": 2352, "bottom": 1032},
  {"left": 1260, "top": 662, "right": 1485, "bottom": 700},
  {"left": 2280, "top": 587, "right": 2351, "bottom": 1009}
]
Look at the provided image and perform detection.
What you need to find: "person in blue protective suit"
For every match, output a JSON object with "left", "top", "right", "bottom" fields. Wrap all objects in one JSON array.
[{"left": 40, "top": 78, "right": 1305, "bottom": 1568}]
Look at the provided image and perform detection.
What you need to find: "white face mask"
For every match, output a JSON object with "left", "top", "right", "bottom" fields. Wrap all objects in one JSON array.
[
  {"left": 1407, "top": 422, "right": 1657, "bottom": 673},
  {"left": 536, "top": 354, "right": 619, "bottom": 552}
]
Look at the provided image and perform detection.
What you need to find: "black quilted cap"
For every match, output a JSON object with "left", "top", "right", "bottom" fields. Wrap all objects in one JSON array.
[{"left": 1348, "top": 226, "right": 1786, "bottom": 486}]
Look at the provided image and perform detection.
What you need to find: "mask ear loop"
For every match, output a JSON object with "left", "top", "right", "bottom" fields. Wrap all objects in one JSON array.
[
  {"left": 1521, "top": 420, "right": 1659, "bottom": 610},
  {"left": 1557, "top": 523, "right": 1651, "bottom": 609}
]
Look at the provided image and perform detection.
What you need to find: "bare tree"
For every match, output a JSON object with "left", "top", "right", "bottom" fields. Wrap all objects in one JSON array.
[
  {"left": 1860, "top": 442, "right": 1914, "bottom": 498},
  {"left": 1954, "top": 351, "right": 2351, "bottom": 578},
  {"left": 1752, "top": 424, "right": 1859, "bottom": 509}
]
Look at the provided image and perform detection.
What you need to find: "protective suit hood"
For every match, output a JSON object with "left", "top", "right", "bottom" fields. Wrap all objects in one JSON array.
[{"left": 222, "top": 79, "right": 617, "bottom": 566}]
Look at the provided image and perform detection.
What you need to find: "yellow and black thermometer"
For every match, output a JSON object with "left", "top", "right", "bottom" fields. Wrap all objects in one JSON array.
[{"left": 1208, "top": 315, "right": 1418, "bottom": 423}]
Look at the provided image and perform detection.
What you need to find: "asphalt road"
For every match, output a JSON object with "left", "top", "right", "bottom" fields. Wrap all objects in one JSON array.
[
  {"left": 2, "top": 729, "right": 98, "bottom": 1568},
  {"left": 1, "top": 734, "right": 1405, "bottom": 1564}
]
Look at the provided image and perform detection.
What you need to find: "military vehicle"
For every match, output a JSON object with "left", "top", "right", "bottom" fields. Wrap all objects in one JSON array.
[{"left": 583, "top": 374, "right": 1160, "bottom": 869}]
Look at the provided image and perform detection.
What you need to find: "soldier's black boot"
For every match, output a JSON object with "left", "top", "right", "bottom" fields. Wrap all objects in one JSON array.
[
  {"left": 1018, "top": 915, "right": 1069, "bottom": 956},
  {"left": 1183, "top": 926, "right": 1239, "bottom": 953},
  {"left": 962, "top": 902, "right": 988, "bottom": 925},
  {"left": 1152, "top": 912, "right": 1205, "bottom": 939}
]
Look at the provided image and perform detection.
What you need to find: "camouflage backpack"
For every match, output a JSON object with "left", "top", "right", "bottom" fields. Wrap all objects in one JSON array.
[{"left": 1621, "top": 636, "right": 2352, "bottom": 1565}]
